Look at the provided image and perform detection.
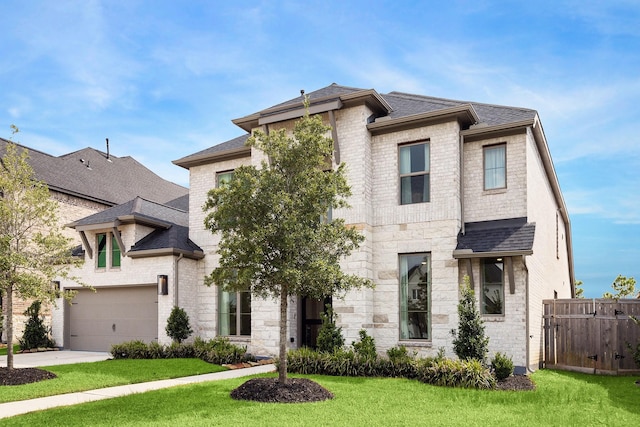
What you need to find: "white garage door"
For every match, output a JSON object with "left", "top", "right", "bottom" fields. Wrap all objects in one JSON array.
[{"left": 68, "top": 286, "right": 158, "bottom": 352}]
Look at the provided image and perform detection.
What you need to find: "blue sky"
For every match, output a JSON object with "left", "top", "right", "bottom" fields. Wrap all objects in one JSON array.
[{"left": 1, "top": 1, "right": 638, "bottom": 298}]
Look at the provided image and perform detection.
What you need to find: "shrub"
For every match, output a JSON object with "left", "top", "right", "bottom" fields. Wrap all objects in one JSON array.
[
  {"left": 491, "top": 352, "right": 514, "bottom": 380},
  {"left": 421, "top": 358, "right": 495, "bottom": 389},
  {"left": 199, "top": 337, "right": 251, "bottom": 365},
  {"left": 286, "top": 346, "right": 324, "bottom": 375},
  {"left": 628, "top": 315, "right": 640, "bottom": 368},
  {"left": 19, "top": 301, "right": 55, "bottom": 350},
  {"left": 352, "top": 329, "right": 377, "bottom": 359},
  {"left": 165, "top": 306, "right": 193, "bottom": 344},
  {"left": 450, "top": 277, "right": 489, "bottom": 363},
  {"left": 147, "top": 341, "right": 165, "bottom": 359},
  {"left": 110, "top": 340, "right": 150, "bottom": 359},
  {"left": 316, "top": 305, "right": 344, "bottom": 353},
  {"left": 386, "top": 345, "right": 412, "bottom": 362}
]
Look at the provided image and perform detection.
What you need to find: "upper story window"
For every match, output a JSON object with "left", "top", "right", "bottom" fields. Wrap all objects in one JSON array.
[
  {"left": 484, "top": 144, "right": 506, "bottom": 190},
  {"left": 399, "top": 142, "right": 430, "bottom": 204},
  {"left": 481, "top": 258, "right": 504, "bottom": 315},
  {"left": 217, "top": 171, "right": 234, "bottom": 187},
  {"left": 97, "top": 232, "right": 121, "bottom": 269}
]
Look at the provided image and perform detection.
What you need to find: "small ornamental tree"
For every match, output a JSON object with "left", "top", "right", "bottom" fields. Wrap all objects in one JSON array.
[
  {"left": 165, "top": 306, "right": 193, "bottom": 344},
  {"left": 0, "top": 129, "right": 84, "bottom": 369},
  {"left": 451, "top": 276, "right": 489, "bottom": 363},
  {"left": 316, "top": 305, "right": 344, "bottom": 353},
  {"left": 203, "top": 105, "right": 373, "bottom": 384},
  {"left": 19, "top": 300, "right": 54, "bottom": 350}
]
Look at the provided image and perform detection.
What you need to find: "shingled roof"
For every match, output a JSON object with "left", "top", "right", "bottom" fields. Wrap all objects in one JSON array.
[
  {"left": 0, "top": 138, "right": 187, "bottom": 206},
  {"left": 175, "top": 83, "right": 538, "bottom": 167},
  {"left": 69, "top": 196, "right": 203, "bottom": 260},
  {"left": 454, "top": 217, "right": 536, "bottom": 257}
]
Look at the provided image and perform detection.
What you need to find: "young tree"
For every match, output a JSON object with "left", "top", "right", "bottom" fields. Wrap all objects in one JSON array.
[
  {"left": 0, "top": 132, "right": 82, "bottom": 369},
  {"left": 451, "top": 276, "right": 489, "bottom": 363},
  {"left": 602, "top": 275, "right": 636, "bottom": 300},
  {"left": 165, "top": 306, "right": 193, "bottom": 344},
  {"left": 203, "top": 108, "right": 372, "bottom": 384}
]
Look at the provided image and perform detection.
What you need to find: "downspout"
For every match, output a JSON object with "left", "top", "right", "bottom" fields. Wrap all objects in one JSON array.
[
  {"left": 524, "top": 255, "right": 532, "bottom": 373},
  {"left": 459, "top": 133, "right": 465, "bottom": 235},
  {"left": 173, "top": 254, "right": 184, "bottom": 307}
]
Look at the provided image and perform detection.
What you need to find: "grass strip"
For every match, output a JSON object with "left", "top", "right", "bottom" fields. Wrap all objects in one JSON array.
[{"left": 0, "top": 358, "right": 226, "bottom": 403}]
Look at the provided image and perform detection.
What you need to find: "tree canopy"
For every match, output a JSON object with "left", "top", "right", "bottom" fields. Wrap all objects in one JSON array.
[
  {"left": 602, "top": 275, "right": 637, "bottom": 299},
  {"left": 203, "top": 109, "right": 372, "bottom": 383},
  {"left": 0, "top": 133, "right": 83, "bottom": 368}
]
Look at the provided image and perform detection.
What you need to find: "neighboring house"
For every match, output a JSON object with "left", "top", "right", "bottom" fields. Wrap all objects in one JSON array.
[
  {"left": 0, "top": 138, "right": 188, "bottom": 343},
  {"left": 52, "top": 83, "right": 573, "bottom": 373}
]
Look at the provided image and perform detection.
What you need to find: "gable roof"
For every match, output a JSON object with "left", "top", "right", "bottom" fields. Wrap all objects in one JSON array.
[
  {"left": 454, "top": 217, "right": 536, "bottom": 258},
  {"left": 68, "top": 196, "right": 188, "bottom": 229},
  {"left": 0, "top": 138, "right": 187, "bottom": 207},
  {"left": 174, "top": 83, "right": 537, "bottom": 168}
]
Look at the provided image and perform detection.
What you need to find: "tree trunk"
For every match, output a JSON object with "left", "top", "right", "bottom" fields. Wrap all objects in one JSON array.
[
  {"left": 6, "top": 286, "right": 13, "bottom": 369},
  {"left": 278, "top": 287, "right": 288, "bottom": 384}
]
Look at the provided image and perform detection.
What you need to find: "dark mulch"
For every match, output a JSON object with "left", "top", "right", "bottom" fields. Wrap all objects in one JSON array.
[
  {"left": 496, "top": 375, "right": 535, "bottom": 391},
  {"left": 231, "top": 377, "right": 334, "bottom": 403},
  {"left": 0, "top": 367, "right": 57, "bottom": 386}
]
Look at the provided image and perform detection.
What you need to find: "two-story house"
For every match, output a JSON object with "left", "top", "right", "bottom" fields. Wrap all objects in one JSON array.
[
  {"left": 55, "top": 83, "right": 573, "bottom": 373},
  {"left": 0, "top": 138, "right": 187, "bottom": 344}
]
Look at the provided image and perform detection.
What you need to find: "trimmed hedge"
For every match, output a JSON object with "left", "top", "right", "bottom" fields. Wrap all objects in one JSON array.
[
  {"left": 285, "top": 347, "right": 495, "bottom": 389},
  {"left": 110, "top": 337, "right": 253, "bottom": 364}
]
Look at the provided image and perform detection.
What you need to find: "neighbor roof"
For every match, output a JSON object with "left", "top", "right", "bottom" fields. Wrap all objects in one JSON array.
[
  {"left": 69, "top": 196, "right": 203, "bottom": 260},
  {"left": 0, "top": 138, "right": 187, "bottom": 206},
  {"left": 454, "top": 217, "right": 536, "bottom": 257},
  {"left": 68, "top": 196, "right": 188, "bottom": 229}
]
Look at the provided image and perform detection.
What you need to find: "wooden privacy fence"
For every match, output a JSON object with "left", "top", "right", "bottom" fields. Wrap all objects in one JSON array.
[{"left": 543, "top": 299, "right": 640, "bottom": 375}]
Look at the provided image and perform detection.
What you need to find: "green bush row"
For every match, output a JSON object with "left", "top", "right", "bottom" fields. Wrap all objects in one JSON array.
[
  {"left": 284, "top": 346, "right": 496, "bottom": 389},
  {"left": 110, "top": 337, "right": 254, "bottom": 365}
]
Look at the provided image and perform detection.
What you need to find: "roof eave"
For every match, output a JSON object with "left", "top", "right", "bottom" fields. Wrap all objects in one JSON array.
[
  {"left": 367, "top": 104, "right": 480, "bottom": 134},
  {"left": 452, "top": 249, "right": 534, "bottom": 259},
  {"left": 173, "top": 146, "right": 251, "bottom": 169},
  {"left": 232, "top": 88, "right": 392, "bottom": 133},
  {"left": 127, "top": 248, "right": 205, "bottom": 260},
  {"left": 460, "top": 119, "right": 535, "bottom": 141}
]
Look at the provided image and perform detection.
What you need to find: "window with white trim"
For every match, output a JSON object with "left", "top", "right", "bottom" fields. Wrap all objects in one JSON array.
[
  {"left": 399, "top": 142, "right": 430, "bottom": 204},
  {"left": 96, "top": 232, "right": 121, "bottom": 269},
  {"left": 484, "top": 144, "right": 506, "bottom": 190}
]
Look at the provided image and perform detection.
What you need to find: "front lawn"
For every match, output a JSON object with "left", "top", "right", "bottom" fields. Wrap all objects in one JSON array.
[
  {"left": 2, "top": 370, "right": 639, "bottom": 426},
  {"left": 0, "top": 358, "right": 226, "bottom": 403},
  {"left": 0, "top": 345, "right": 20, "bottom": 356}
]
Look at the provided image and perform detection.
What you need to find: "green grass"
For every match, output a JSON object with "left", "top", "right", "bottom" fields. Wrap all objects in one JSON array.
[
  {"left": 2, "top": 370, "right": 638, "bottom": 426},
  {"left": 0, "top": 345, "right": 20, "bottom": 356},
  {"left": 0, "top": 358, "right": 226, "bottom": 403}
]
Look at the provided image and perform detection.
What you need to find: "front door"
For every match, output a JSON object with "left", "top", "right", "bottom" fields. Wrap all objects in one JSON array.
[{"left": 300, "top": 296, "right": 332, "bottom": 349}]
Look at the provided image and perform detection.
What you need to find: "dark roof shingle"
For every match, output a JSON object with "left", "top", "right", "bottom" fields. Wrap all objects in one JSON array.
[{"left": 456, "top": 217, "right": 536, "bottom": 254}]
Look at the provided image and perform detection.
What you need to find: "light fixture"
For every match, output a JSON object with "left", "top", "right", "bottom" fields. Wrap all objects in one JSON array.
[{"left": 157, "top": 275, "right": 168, "bottom": 295}]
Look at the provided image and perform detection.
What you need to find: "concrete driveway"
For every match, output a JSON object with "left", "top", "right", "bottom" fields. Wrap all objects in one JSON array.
[{"left": 0, "top": 350, "right": 111, "bottom": 368}]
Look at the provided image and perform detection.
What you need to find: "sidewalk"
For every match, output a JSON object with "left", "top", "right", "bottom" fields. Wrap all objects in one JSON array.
[{"left": 0, "top": 351, "right": 276, "bottom": 419}]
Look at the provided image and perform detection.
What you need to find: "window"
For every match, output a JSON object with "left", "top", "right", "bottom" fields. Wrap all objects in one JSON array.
[
  {"left": 219, "top": 290, "right": 251, "bottom": 336},
  {"left": 482, "top": 258, "right": 504, "bottom": 315},
  {"left": 484, "top": 144, "right": 506, "bottom": 190},
  {"left": 400, "top": 253, "right": 430, "bottom": 340},
  {"left": 399, "top": 142, "right": 430, "bottom": 204},
  {"left": 217, "top": 171, "right": 234, "bottom": 187},
  {"left": 96, "top": 232, "right": 121, "bottom": 269}
]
